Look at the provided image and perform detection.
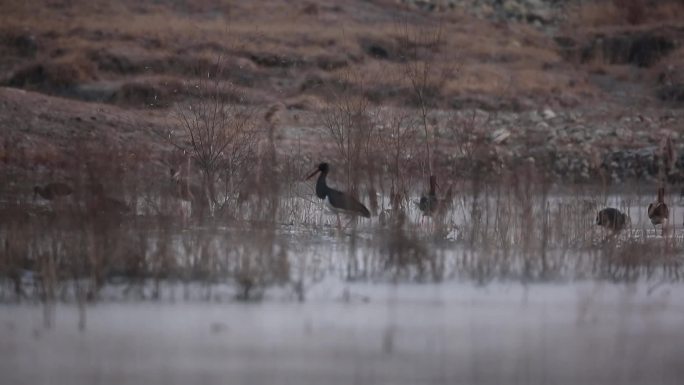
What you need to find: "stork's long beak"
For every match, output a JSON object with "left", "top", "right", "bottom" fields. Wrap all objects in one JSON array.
[{"left": 306, "top": 169, "right": 320, "bottom": 180}]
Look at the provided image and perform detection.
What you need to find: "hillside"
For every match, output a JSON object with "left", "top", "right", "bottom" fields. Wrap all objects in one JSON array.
[{"left": 1, "top": 0, "right": 684, "bottom": 185}]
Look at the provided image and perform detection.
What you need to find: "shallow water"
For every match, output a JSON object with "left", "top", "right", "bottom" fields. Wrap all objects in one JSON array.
[
  {"left": 1, "top": 282, "right": 683, "bottom": 385},
  {"left": 3, "top": 189, "right": 684, "bottom": 384}
]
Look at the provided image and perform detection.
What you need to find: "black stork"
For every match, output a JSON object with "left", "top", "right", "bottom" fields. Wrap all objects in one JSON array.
[
  {"left": 648, "top": 187, "right": 669, "bottom": 235},
  {"left": 34, "top": 182, "right": 73, "bottom": 201},
  {"left": 596, "top": 207, "right": 629, "bottom": 232},
  {"left": 307, "top": 162, "right": 371, "bottom": 227}
]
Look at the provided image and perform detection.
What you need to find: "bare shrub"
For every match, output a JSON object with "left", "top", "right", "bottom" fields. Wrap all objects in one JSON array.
[
  {"left": 397, "top": 19, "right": 457, "bottom": 177},
  {"left": 446, "top": 110, "right": 499, "bottom": 179},
  {"left": 234, "top": 103, "right": 285, "bottom": 222},
  {"left": 164, "top": 58, "right": 261, "bottom": 218},
  {"left": 374, "top": 108, "right": 421, "bottom": 213},
  {"left": 320, "top": 71, "right": 376, "bottom": 195}
]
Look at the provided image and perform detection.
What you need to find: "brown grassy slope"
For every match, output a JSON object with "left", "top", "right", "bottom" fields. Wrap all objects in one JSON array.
[
  {"left": 0, "top": 87, "right": 168, "bottom": 169},
  {"left": 0, "top": 85, "right": 320, "bottom": 182},
  {"left": 0, "top": 0, "right": 595, "bottom": 111},
  {"left": 2, "top": 0, "right": 684, "bottom": 186},
  {"left": 560, "top": 0, "right": 684, "bottom": 106}
]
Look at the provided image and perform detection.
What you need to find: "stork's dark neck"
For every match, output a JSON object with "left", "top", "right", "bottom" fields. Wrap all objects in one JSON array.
[{"left": 315, "top": 171, "right": 329, "bottom": 199}]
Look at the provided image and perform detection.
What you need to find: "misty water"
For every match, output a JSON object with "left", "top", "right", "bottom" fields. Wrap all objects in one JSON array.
[
  {"left": 2, "top": 281, "right": 683, "bottom": 385},
  {"left": 2, "top": 189, "right": 684, "bottom": 385}
]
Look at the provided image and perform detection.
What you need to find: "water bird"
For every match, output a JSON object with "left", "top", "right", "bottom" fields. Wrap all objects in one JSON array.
[
  {"left": 418, "top": 175, "right": 438, "bottom": 216},
  {"left": 648, "top": 187, "right": 669, "bottom": 235},
  {"left": 33, "top": 182, "right": 73, "bottom": 200},
  {"left": 596, "top": 207, "right": 629, "bottom": 232},
  {"left": 307, "top": 162, "right": 371, "bottom": 227}
]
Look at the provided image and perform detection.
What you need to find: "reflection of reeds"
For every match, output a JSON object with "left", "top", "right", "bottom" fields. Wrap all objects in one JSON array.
[{"left": 379, "top": 213, "right": 440, "bottom": 282}]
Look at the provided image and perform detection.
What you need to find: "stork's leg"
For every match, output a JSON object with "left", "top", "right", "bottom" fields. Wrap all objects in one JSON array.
[{"left": 421, "top": 215, "right": 430, "bottom": 229}]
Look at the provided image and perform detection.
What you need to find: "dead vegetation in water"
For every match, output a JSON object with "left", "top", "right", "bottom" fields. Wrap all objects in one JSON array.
[{"left": 2, "top": 135, "right": 683, "bottom": 305}]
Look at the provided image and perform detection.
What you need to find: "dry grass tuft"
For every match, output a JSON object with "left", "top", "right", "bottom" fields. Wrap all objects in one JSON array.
[{"left": 4, "top": 54, "right": 97, "bottom": 92}]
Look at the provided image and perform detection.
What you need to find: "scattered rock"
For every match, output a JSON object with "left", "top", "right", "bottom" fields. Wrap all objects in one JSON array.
[
  {"left": 397, "top": 0, "right": 562, "bottom": 26},
  {"left": 491, "top": 128, "right": 511, "bottom": 144},
  {"left": 542, "top": 107, "right": 556, "bottom": 120},
  {"left": 529, "top": 110, "right": 542, "bottom": 123}
]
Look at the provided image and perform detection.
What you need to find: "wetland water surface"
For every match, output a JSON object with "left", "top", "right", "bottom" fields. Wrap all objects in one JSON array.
[
  {"left": 1, "top": 282, "right": 683, "bottom": 385},
  {"left": 2, "top": 191, "right": 684, "bottom": 385}
]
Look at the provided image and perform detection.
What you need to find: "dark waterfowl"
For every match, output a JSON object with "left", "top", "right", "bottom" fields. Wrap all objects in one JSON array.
[
  {"left": 648, "top": 187, "right": 669, "bottom": 235},
  {"left": 596, "top": 207, "right": 629, "bottom": 232},
  {"left": 307, "top": 163, "right": 371, "bottom": 225}
]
